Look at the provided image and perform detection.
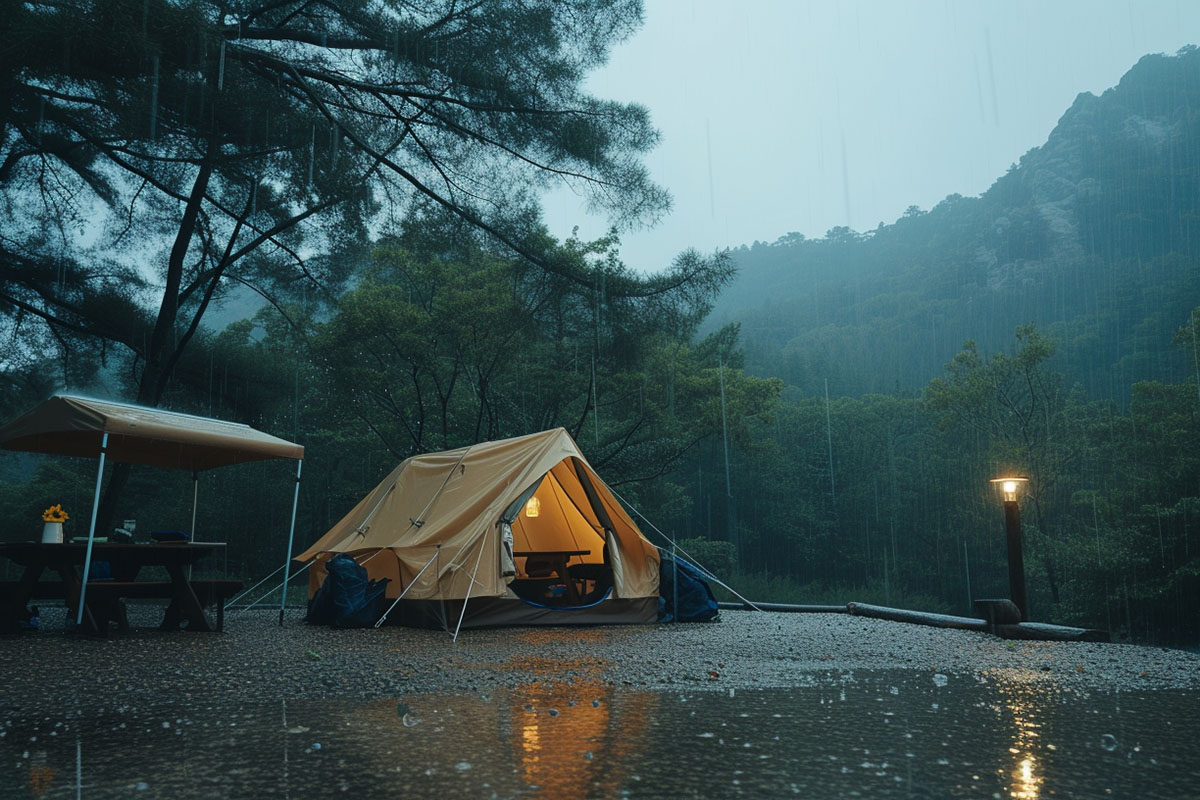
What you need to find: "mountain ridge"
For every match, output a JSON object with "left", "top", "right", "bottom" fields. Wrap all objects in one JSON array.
[{"left": 711, "top": 46, "right": 1200, "bottom": 403}]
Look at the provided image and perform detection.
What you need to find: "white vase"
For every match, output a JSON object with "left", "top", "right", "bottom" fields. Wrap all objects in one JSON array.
[{"left": 41, "top": 521, "right": 63, "bottom": 544}]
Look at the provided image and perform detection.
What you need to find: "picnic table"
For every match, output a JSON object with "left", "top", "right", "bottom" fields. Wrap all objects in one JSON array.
[
  {"left": 514, "top": 549, "right": 591, "bottom": 603},
  {"left": 0, "top": 541, "right": 241, "bottom": 635}
]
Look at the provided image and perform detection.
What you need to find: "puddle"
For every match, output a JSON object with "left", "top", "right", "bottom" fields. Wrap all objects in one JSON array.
[{"left": 2, "top": 670, "right": 1196, "bottom": 798}]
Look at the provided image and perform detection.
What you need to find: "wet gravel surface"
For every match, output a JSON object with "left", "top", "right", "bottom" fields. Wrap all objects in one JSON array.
[{"left": 3, "top": 605, "right": 1196, "bottom": 714}]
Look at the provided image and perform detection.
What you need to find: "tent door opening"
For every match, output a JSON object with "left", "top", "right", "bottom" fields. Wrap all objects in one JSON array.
[{"left": 502, "top": 462, "right": 613, "bottom": 607}]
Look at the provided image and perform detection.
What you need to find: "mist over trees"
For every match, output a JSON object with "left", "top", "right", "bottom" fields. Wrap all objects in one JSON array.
[{"left": 714, "top": 47, "right": 1200, "bottom": 405}]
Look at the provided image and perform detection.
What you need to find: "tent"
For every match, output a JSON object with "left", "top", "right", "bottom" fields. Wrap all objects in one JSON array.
[
  {"left": 297, "top": 428, "right": 660, "bottom": 631},
  {"left": 0, "top": 394, "right": 304, "bottom": 625}
]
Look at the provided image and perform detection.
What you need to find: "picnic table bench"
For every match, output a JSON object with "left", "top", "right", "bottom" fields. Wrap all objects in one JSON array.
[{"left": 0, "top": 542, "right": 241, "bottom": 635}]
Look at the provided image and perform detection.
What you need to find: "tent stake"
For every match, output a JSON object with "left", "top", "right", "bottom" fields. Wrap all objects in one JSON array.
[
  {"left": 77, "top": 433, "right": 108, "bottom": 628},
  {"left": 278, "top": 460, "right": 302, "bottom": 626}
]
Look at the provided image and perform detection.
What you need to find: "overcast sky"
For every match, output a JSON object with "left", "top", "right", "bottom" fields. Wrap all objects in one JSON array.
[{"left": 539, "top": 0, "right": 1200, "bottom": 272}]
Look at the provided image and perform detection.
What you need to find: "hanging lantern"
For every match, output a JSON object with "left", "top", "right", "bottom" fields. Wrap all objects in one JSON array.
[{"left": 525, "top": 496, "right": 540, "bottom": 518}]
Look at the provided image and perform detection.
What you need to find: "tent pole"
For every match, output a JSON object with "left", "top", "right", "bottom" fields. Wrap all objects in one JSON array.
[
  {"left": 76, "top": 433, "right": 109, "bottom": 628},
  {"left": 374, "top": 548, "right": 440, "bottom": 628},
  {"left": 672, "top": 542, "right": 679, "bottom": 624},
  {"left": 452, "top": 537, "right": 487, "bottom": 642},
  {"left": 278, "top": 460, "right": 302, "bottom": 626}
]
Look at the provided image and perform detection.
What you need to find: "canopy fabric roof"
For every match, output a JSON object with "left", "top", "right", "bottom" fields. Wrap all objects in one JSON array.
[{"left": 0, "top": 395, "right": 303, "bottom": 471}]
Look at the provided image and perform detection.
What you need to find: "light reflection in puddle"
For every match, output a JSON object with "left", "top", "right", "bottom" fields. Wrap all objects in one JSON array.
[{"left": 2, "top": 671, "right": 1197, "bottom": 798}]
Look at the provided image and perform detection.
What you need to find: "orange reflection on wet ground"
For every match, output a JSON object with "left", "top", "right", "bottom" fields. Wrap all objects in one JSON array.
[
  {"left": 992, "top": 670, "right": 1052, "bottom": 800},
  {"left": 512, "top": 628, "right": 611, "bottom": 646},
  {"left": 511, "top": 678, "right": 657, "bottom": 799}
]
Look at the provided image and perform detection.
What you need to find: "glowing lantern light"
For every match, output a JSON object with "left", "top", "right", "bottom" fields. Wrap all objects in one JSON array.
[
  {"left": 990, "top": 476, "right": 1028, "bottom": 503},
  {"left": 525, "top": 496, "right": 540, "bottom": 518}
]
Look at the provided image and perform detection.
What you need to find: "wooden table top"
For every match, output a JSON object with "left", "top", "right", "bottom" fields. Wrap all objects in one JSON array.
[{"left": 0, "top": 541, "right": 225, "bottom": 567}]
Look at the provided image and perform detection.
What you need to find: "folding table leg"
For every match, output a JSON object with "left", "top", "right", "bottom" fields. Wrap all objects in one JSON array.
[
  {"left": 165, "top": 564, "right": 214, "bottom": 632},
  {"left": 1, "top": 564, "right": 45, "bottom": 632}
]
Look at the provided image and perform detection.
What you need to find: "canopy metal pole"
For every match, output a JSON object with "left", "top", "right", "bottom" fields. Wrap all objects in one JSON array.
[
  {"left": 452, "top": 538, "right": 487, "bottom": 642},
  {"left": 278, "top": 460, "right": 302, "bottom": 626},
  {"left": 190, "top": 471, "right": 199, "bottom": 541},
  {"left": 188, "top": 470, "right": 199, "bottom": 581},
  {"left": 76, "top": 433, "right": 108, "bottom": 628}
]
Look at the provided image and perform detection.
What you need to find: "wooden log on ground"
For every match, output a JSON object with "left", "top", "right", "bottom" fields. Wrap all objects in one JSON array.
[
  {"left": 717, "top": 601, "right": 848, "bottom": 613},
  {"left": 846, "top": 602, "right": 990, "bottom": 632},
  {"left": 973, "top": 598, "right": 1022, "bottom": 625},
  {"left": 995, "top": 622, "right": 1111, "bottom": 642}
]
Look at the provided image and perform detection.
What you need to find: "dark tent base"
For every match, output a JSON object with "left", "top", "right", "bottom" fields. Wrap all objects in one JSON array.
[{"left": 381, "top": 595, "right": 658, "bottom": 630}]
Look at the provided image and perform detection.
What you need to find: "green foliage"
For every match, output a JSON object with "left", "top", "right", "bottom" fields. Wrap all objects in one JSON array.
[
  {"left": 3, "top": 29, "right": 1199, "bottom": 646},
  {"left": 2, "top": 0, "right": 666, "bottom": 406},
  {"left": 662, "top": 316, "right": 1199, "bottom": 643},
  {"left": 675, "top": 537, "right": 738, "bottom": 576}
]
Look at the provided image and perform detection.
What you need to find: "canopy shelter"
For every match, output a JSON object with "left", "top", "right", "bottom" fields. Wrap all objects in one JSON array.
[
  {"left": 0, "top": 395, "right": 304, "bottom": 627},
  {"left": 298, "top": 428, "right": 660, "bottom": 633}
]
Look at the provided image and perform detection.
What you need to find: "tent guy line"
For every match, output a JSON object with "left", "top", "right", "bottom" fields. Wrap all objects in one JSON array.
[{"left": 604, "top": 482, "right": 762, "bottom": 613}]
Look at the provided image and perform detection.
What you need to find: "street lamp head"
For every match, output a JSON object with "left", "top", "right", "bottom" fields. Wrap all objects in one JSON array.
[{"left": 990, "top": 476, "right": 1029, "bottom": 503}]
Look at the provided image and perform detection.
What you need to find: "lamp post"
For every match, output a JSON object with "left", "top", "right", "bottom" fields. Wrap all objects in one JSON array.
[{"left": 990, "top": 477, "right": 1029, "bottom": 621}]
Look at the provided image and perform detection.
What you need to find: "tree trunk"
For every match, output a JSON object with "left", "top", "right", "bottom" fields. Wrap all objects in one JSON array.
[{"left": 98, "top": 156, "right": 215, "bottom": 531}]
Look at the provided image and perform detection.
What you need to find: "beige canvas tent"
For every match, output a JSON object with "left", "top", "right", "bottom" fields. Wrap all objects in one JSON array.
[{"left": 297, "top": 428, "right": 660, "bottom": 629}]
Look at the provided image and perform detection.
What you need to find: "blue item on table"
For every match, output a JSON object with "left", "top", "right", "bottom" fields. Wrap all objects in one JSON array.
[{"left": 151, "top": 530, "right": 190, "bottom": 543}]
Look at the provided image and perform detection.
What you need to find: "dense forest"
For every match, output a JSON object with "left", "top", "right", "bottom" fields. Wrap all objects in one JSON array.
[
  {"left": 1, "top": 4, "right": 1197, "bottom": 644},
  {"left": 687, "top": 47, "right": 1200, "bottom": 643}
]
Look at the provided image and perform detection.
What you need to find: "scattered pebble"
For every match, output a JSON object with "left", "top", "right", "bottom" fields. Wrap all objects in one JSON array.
[{"left": 0, "top": 606, "right": 1195, "bottom": 720}]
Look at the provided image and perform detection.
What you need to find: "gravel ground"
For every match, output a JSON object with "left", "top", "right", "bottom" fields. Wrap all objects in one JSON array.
[{"left": 2, "top": 604, "right": 1197, "bottom": 714}]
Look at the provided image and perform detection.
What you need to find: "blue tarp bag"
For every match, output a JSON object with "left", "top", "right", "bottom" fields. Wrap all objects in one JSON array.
[
  {"left": 657, "top": 549, "right": 719, "bottom": 623},
  {"left": 306, "top": 554, "right": 390, "bottom": 628}
]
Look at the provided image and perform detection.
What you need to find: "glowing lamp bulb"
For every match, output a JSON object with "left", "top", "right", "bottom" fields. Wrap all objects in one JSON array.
[
  {"left": 990, "top": 476, "right": 1028, "bottom": 503},
  {"left": 525, "top": 496, "right": 540, "bottom": 518}
]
